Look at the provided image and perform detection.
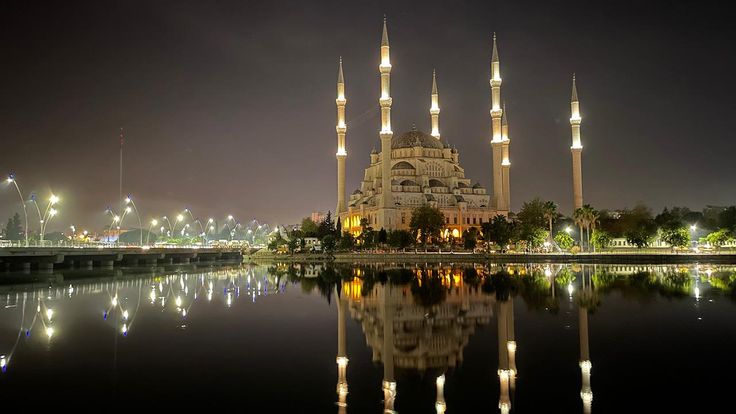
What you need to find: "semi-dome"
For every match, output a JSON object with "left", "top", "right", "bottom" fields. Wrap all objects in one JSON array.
[
  {"left": 392, "top": 161, "right": 415, "bottom": 170},
  {"left": 391, "top": 130, "right": 445, "bottom": 150}
]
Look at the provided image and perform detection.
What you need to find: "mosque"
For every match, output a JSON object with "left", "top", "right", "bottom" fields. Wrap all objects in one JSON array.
[{"left": 334, "top": 18, "right": 584, "bottom": 236}]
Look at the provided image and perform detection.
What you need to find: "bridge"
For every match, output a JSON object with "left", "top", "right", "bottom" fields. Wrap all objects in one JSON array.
[{"left": 0, "top": 246, "right": 243, "bottom": 272}]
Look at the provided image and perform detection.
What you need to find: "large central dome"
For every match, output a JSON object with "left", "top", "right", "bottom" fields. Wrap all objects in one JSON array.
[{"left": 391, "top": 129, "right": 445, "bottom": 150}]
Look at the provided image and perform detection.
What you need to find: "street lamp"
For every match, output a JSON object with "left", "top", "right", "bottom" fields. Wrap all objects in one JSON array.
[
  {"left": 172, "top": 214, "right": 184, "bottom": 235},
  {"left": 146, "top": 219, "right": 159, "bottom": 245},
  {"left": 6, "top": 173, "right": 29, "bottom": 246},
  {"left": 125, "top": 195, "right": 144, "bottom": 246},
  {"left": 37, "top": 194, "right": 60, "bottom": 244},
  {"left": 162, "top": 216, "right": 173, "bottom": 237}
]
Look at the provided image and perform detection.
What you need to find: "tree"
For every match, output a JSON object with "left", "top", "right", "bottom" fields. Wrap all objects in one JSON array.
[
  {"left": 338, "top": 232, "right": 355, "bottom": 250},
  {"left": 573, "top": 208, "right": 586, "bottom": 249},
  {"left": 4, "top": 213, "right": 23, "bottom": 241},
  {"left": 463, "top": 227, "right": 478, "bottom": 250},
  {"left": 301, "top": 218, "right": 319, "bottom": 237},
  {"left": 554, "top": 231, "right": 575, "bottom": 250},
  {"left": 719, "top": 207, "right": 736, "bottom": 234},
  {"left": 705, "top": 229, "right": 733, "bottom": 249},
  {"left": 661, "top": 227, "right": 690, "bottom": 249},
  {"left": 317, "top": 211, "right": 335, "bottom": 238},
  {"left": 517, "top": 198, "right": 548, "bottom": 230},
  {"left": 357, "top": 218, "right": 374, "bottom": 247},
  {"left": 521, "top": 228, "right": 548, "bottom": 250},
  {"left": 377, "top": 228, "right": 388, "bottom": 245},
  {"left": 621, "top": 205, "right": 658, "bottom": 248},
  {"left": 542, "top": 201, "right": 558, "bottom": 241},
  {"left": 481, "top": 215, "right": 515, "bottom": 250},
  {"left": 388, "top": 230, "right": 413, "bottom": 250},
  {"left": 268, "top": 232, "right": 287, "bottom": 251},
  {"left": 409, "top": 206, "right": 445, "bottom": 246},
  {"left": 590, "top": 229, "right": 612, "bottom": 250},
  {"left": 321, "top": 234, "right": 336, "bottom": 253}
]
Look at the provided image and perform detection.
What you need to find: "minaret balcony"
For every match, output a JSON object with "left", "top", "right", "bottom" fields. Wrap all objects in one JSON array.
[
  {"left": 336, "top": 125, "right": 347, "bottom": 134},
  {"left": 336, "top": 97, "right": 346, "bottom": 104},
  {"left": 380, "top": 97, "right": 393, "bottom": 106},
  {"left": 490, "top": 108, "right": 502, "bottom": 117}
]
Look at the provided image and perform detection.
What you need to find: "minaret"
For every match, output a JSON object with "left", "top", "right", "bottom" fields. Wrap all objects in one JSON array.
[
  {"left": 501, "top": 103, "right": 511, "bottom": 211},
  {"left": 379, "top": 17, "right": 394, "bottom": 228},
  {"left": 430, "top": 70, "right": 440, "bottom": 139},
  {"left": 336, "top": 57, "right": 348, "bottom": 216},
  {"left": 490, "top": 34, "right": 506, "bottom": 211},
  {"left": 570, "top": 74, "right": 584, "bottom": 211},
  {"left": 336, "top": 286, "right": 349, "bottom": 413}
]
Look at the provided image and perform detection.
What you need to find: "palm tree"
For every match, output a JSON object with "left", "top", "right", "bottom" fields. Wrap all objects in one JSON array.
[
  {"left": 573, "top": 207, "right": 586, "bottom": 251},
  {"left": 579, "top": 204, "right": 599, "bottom": 252},
  {"left": 542, "top": 201, "right": 558, "bottom": 242},
  {"left": 584, "top": 205, "right": 600, "bottom": 252}
]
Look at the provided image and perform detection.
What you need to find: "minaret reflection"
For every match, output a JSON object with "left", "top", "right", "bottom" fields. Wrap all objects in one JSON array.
[
  {"left": 382, "top": 282, "right": 397, "bottom": 413},
  {"left": 435, "top": 374, "right": 446, "bottom": 414},
  {"left": 579, "top": 267, "right": 593, "bottom": 413},
  {"left": 335, "top": 285, "right": 349, "bottom": 414},
  {"left": 496, "top": 296, "right": 514, "bottom": 414}
]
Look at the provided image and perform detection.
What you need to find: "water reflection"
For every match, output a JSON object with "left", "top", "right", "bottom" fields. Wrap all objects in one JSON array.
[
  {"left": 0, "top": 265, "right": 287, "bottom": 373},
  {"left": 315, "top": 262, "right": 735, "bottom": 413},
  {"left": 0, "top": 262, "right": 735, "bottom": 410}
]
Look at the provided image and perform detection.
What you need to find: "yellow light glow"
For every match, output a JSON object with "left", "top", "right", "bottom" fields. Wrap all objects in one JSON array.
[
  {"left": 49, "top": 195, "right": 59, "bottom": 204},
  {"left": 176, "top": 214, "right": 184, "bottom": 222},
  {"left": 46, "top": 308, "right": 54, "bottom": 321},
  {"left": 46, "top": 327, "right": 54, "bottom": 338}
]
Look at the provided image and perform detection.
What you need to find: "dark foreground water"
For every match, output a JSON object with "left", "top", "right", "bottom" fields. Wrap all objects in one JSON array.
[{"left": 1, "top": 262, "right": 735, "bottom": 412}]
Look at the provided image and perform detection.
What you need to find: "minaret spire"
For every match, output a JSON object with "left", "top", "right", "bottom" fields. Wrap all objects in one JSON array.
[
  {"left": 336, "top": 57, "right": 348, "bottom": 216},
  {"left": 490, "top": 33, "right": 506, "bottom": 212},
  {"left": 378, "top": 16, "right": 395, "bottom": 228},
  {"left": 381, "top": 15, "right": 389, "bottom": 47},
  {"left": 570, "top": 73, "right": 584, "bottom": 211},
  {"left": 430, "top": 69, "right": 440, "bottom": 139}
]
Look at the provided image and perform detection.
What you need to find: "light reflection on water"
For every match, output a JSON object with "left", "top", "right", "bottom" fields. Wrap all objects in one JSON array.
[{"left": 0, "top": 262, "right": 734, "bottom": 411}]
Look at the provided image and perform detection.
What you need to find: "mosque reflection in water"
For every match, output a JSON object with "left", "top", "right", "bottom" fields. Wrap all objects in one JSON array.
[
  {"left": 0, "top": 262, "right": 734, "bottom": 412},
  {"left": 319, "top": 262, "right": 734, "bottom": 414}
]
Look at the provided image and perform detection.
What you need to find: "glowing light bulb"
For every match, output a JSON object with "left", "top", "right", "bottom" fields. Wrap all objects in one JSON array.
[
  {"left": 175, "top": 296, "right": 182, "bottom": 307},
  {"left": 567, "top": 284, "right": 574, "bottom": 295},
  {"left": 46, "top": 327, "right": 54, "bottom": 338},
  {"left": 121, "top": 324, "right": 128, "bottom": 336},
  {"left": 46, "top": 308, "right": 54, "bottom": 321},
  {"left": 49, "top": 195, "right": 59, "bottom": 204},
  {"left": 111, "top": 296, "right": 118, "bottom": 307},
  {"left": 122, "top": 310, "right": 129, "bottom": 320}
]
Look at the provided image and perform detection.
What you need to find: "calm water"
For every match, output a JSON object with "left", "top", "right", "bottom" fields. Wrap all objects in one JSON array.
[{"left": 1, "top": 262, "right": 735, "bottom": 412}]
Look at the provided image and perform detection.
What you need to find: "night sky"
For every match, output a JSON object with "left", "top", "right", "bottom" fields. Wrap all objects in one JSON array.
[{"left": 1, "top": 0, "right": 734, "bottom": 231}]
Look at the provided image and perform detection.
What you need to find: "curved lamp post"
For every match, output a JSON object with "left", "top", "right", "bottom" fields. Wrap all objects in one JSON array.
[
  {"left": 172, "top": 214, "right": 184, "bottom": 236},
  {"left": 161, "top": 216, "right": 173, "bottom": 237},
  {"left": 6, "top": 174, "right": 29, "bottom": 247},
  {"left": 38, "top": 194, "right": 59, "bottom": 244},
  {"left": 124, "top": 195, "right": 144, "bottom": 246},
  {"left": 146, "top": 219, "right": 158, "bottom": 245}
]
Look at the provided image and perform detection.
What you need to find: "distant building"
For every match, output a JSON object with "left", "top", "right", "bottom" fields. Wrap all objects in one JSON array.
[{"left": 311, "top": 211, "right": 326, "bottom": 223}]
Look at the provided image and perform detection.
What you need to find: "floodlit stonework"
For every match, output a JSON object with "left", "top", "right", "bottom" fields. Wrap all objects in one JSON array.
[{"left": 338, "top": 20, "right": 509, "bottom": 235}]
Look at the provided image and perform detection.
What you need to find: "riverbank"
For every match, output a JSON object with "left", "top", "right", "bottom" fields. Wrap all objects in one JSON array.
[{"left": 248, "top": 251, "right": 736, "bottom": 264}]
